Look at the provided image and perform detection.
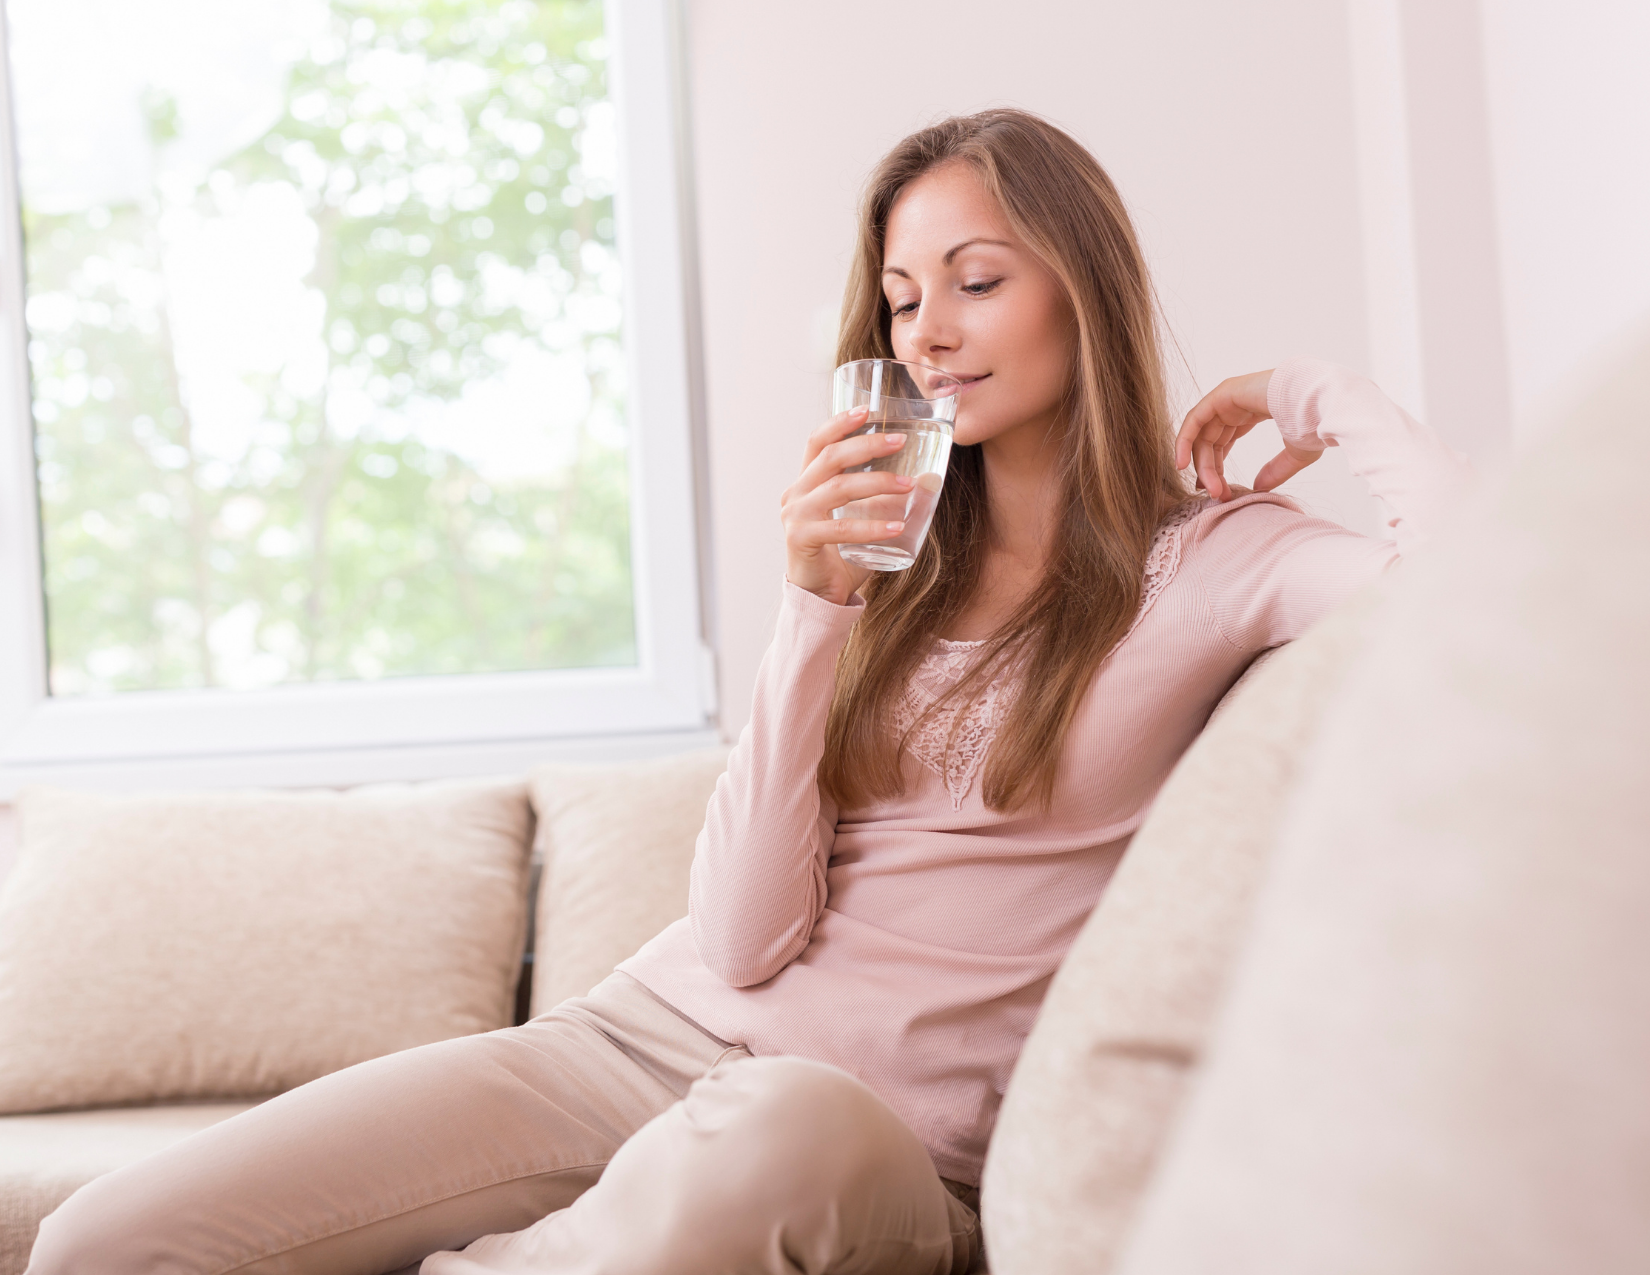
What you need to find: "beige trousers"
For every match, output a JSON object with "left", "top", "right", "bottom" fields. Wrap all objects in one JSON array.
[{"left": 28, "top": 974, "right": 980, "bottom": 1275}]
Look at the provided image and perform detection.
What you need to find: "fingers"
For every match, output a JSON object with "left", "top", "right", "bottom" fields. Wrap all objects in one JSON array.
[
  {"left": 1252, "top": 445, "right": 1318, "bottom": 493},
  {"left": 1193, "top": 435, "right": 1230, "bottom": 503},
  {"left": 1191, "top": 417, "right": 1239, "bottom": 502},
  {"left": 783, "top": 453, "right": 915, "bottom": 555},
  {"left": 788, "top": 518, "right": 906, "bottom": 552},
  {"left": 792, "top": 429, "right": 906, "bottom": 501},
  {"left": 1175, "top": 397, "right": 1221, "bottom": 471},
  {"left": 796, "top": 470, "right": 913, "bottom": 518},
  {"left": 1175, "top": 371, "right": 1278, "bottom": 471},
  {"left": 802, "top": 406, "right": 871, "bottom": 466},
  {"left": 784, "top": 408, "right": 910, "bottom": 604}
]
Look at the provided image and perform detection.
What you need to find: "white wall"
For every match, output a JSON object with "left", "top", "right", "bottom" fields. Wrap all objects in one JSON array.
[
  {"left": 1480, "top": 0, "right": 1650, "bottom": 435},
  {"left": 685, "top": 0, "right": 1650, "bottom": 736},
  {"left": 0, "top": 805, "right": 14, "bottom": 886}
]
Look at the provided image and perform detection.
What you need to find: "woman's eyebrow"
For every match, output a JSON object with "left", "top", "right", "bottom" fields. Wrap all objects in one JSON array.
[
  {"left": 882, "top": 238, "right": 1015, "bottom": 279},
  {"left": 942, "top": 237, "right": 1012, "bottom": 264}
]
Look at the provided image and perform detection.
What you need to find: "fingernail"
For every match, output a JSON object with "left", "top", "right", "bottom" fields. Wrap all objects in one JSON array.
[
  {"left": 894, "top": 475, "right": 913, "bottom": 488},
  {"left": 850, "top": 405, "right": 869, "bottom": 416},
  {"left": 885, "top": 521, "right": 904, "bottom": 532},
  {"left": 885, "top": 434, "right": 905, "bottom": 447}
]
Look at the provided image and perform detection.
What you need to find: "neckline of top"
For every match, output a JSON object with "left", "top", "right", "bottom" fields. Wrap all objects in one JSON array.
[{"left": 924, "top": 497, "right": 1212, "bottom": 649}]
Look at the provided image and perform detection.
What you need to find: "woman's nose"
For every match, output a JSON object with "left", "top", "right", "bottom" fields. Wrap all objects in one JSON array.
[{"left": 906, "top": 300, "right": 957, "bottom": 358}]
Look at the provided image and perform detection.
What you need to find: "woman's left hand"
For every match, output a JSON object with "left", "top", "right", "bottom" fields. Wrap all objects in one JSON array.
[{"left": 1175, "top": 369, "right": 1319, "bottom": 502}]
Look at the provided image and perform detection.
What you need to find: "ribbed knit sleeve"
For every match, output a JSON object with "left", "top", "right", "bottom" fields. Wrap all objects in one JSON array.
[
  {"left": 1268, "top": 358, "right": 1473, "bottom": 556},
  {"left": 1190, "top": 361, "right": 1473, "bottom": 652},
  {"left": 688, "top": 581, "right": 862, "bottom": 987}
]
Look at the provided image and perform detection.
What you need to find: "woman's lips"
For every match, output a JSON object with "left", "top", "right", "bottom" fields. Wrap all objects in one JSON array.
[{"left": 951, "top": 374, "right": 990, "bottom": 395}]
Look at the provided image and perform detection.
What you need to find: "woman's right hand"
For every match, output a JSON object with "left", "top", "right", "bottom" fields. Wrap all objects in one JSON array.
[{"left": 781, "top": 405, "right": 913, "bottom": 607}]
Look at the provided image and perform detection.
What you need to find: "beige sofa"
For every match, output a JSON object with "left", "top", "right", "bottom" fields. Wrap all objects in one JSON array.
[
  {"left": 2, "top": 330, "right": 1645, "bottom": 1274},
  {"left": 0, "top": 752, "right": 730, "bottom": 1272}
]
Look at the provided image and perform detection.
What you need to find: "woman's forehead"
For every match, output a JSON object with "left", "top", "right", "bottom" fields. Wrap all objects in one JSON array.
[{"left": 884, "top": 164, "right": 1018, "bottom": 267}]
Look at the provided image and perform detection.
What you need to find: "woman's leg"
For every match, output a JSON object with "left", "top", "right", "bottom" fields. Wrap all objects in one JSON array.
[
  {"left": 28, "top": 975, "right": 737, "bottom": 1275},
  {"left": 423, "top": 1055, "right": 980, "bottom": 1275}
]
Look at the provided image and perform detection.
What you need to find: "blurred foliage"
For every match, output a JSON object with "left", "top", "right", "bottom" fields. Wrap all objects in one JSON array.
[{"left": 21, "top": 0, "right": 636, "bottom": 693}]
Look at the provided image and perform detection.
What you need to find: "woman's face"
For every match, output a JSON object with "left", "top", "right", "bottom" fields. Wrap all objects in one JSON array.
[{"left": 881, "top": 162, "right": 1073, "bottom": 449}]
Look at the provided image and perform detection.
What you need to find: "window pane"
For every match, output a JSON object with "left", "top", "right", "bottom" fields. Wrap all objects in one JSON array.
[{"left": 7, "top": 0, "right": 635, "bottom": 695}]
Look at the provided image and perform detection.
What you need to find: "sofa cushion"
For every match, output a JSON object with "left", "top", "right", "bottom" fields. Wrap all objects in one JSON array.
[
  {"left": 528, "top": 747, "right": 729, "bottom": 1014},
  {"left": 1115, "top": 329, "right": 1650, "bottom": 1272},
  {"left": 0, "top": 1103, "right": 257, "bottom": 1274},
  {"left": 0, "top": 780, "right": 532, "bottom": 1115},
  {"left": 981, "top": 586, "right": 1383, "bottom": 1275}
]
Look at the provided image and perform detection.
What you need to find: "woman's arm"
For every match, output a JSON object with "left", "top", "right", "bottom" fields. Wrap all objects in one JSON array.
[
  {"left": 688, "top": 583, "right": 858, "bottom": 987},
  {"left": 1264, "top": 359, "right": 1474, "bottom": 556},
  {"left": 691, "top": 401, "right": 913, "bottom": 987},
  {"left": 1178, "top": 359, "right": 1473, "bottom": 553},
  {"left": 1177, "top": 360, "right": 1473, "bottom": 650}
]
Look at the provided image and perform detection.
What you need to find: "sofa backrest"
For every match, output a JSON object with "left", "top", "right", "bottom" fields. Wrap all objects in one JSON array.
[
  {"left": 1111, "top": 324, "right": 1650, "bottom": 1275},
  {"left": 981, "top": 585, "right": 1385, "bottom": 1275}
]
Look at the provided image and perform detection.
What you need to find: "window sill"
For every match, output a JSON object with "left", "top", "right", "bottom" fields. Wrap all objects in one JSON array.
[{"left": 0, "top": 724, "right": 724, "bottom": 800}]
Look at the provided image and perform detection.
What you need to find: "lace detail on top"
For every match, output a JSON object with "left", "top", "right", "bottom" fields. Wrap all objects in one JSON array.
[
  {"left": 891, "top": 498, "right": 1209, "bottom": 809},
  {"left": 889, "top": 637, "right": 1016, "bottom": 811},
  {"left": 1123, "top": 497, "right": 1205, "bottom": 644}
]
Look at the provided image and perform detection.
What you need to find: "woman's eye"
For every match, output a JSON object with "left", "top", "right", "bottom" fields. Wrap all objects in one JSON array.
[
  {"left": 890, "top": 300, "right": 919, "bottom": 317},
  {"left": 962, "top": 279, "right": 1002, "bottom": 297}
]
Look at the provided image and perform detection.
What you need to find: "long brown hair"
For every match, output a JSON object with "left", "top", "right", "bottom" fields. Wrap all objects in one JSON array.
[{"left": 818, "top": 109, "right": 1189, "bottom": 813}]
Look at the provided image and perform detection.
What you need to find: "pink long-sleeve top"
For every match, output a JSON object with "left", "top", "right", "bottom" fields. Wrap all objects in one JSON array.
[{"left": 621, "top": 360, "right": 1471, "bottom": 1185}]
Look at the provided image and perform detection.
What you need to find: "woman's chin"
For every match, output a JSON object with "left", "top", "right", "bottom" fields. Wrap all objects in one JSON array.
[
  {"left": 950, "top": 417, "right": 1018, "bottom": 449},
  {"left": 950, "top": 411, "right": 1003, "bottom": 448},
  {"left": 951, "top": 400, "right": 1069, "bottom": 450}
]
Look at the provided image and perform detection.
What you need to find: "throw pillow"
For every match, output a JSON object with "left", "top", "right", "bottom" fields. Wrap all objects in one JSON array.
[
  {"left": 0, "top": 779, "right": 532, "bottom": 1114},
  {"left": 528, "top": 747, "right": 729, "bottom": 1014}
]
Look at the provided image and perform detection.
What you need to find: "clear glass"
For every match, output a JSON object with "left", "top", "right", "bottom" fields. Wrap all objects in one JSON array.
[
  {"left": 7, "top": 0, "right": 635, "bottom": 695},
  {"left": 830, "top": 359, "right": 961, "bottom": 571}
]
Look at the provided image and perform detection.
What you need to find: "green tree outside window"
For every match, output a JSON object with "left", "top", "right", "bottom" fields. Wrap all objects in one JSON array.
[{"left": 14, "top": 0, "right": 635, "bottom": 694}]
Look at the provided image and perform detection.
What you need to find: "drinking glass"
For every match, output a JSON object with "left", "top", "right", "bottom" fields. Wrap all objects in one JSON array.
[{"left": 830, "top": 359, "right": 962, "bottom": 570}]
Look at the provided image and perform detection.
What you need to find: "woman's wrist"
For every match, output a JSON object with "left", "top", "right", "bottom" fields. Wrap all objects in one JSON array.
[
  {"left": 783, "top": 576, "right": 866, "bottom": 615},
  {"left": 1266, "top": 358, "right": 1345, "bottom": 452}
]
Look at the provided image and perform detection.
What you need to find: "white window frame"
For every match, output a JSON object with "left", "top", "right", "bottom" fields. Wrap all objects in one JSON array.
[{"left": 0, "top": 0, "right": 717, "bottom": 798}]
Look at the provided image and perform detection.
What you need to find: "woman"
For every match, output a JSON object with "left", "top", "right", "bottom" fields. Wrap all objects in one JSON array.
[{"left": 29, "top": 109, "right": 1468, "bottom": 1275}]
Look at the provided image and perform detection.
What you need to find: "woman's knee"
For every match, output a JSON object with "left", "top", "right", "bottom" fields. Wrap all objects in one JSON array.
[
  {"left": 569, "top": 1056, "right": 956, "bottom": 1274},
  {"left": 706, "top": 1057, "right": 921, "bottom": 1168},
  {"left": 655, "top": 1054, "right": 943, "bottom": 1222},
  {"left": 29, "top": 1171, "right": 169, "bottom": 1275}
]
